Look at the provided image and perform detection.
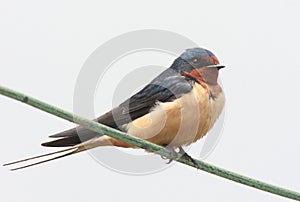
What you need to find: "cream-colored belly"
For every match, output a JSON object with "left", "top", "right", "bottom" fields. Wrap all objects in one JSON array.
[{"left": 125, "top": 83, "right": 225, "bottom": 147}]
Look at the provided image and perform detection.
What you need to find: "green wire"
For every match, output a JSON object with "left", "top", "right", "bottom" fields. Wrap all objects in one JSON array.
[{"left": 0, "top": 85, "right": 299, "bottom": 201}]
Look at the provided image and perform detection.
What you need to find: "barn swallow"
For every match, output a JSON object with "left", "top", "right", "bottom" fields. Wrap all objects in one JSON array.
[{"left": 4, "top": 47, "right": 225, "bottom": 170}]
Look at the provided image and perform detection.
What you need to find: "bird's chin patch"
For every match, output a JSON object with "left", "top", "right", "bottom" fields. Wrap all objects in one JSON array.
[{"left": 197, "top": 67, "right": 219, "bottom": 85}]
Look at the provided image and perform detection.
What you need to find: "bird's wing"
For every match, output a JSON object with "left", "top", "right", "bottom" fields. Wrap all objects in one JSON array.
[{"left": 42, "top": 69, "right": 193, "bottom": 147}]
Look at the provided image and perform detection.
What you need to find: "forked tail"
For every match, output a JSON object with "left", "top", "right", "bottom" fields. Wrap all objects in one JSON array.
[{"left": 3, "top": 146, "right": 84, "bottom": 171}]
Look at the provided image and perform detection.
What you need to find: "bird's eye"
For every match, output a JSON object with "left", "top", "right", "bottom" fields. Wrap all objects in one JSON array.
[{"left": 193, "top": 58, "right": 198, "bottom": 63}]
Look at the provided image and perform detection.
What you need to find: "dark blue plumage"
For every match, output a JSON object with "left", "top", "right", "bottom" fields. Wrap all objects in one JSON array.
[{"left": 171, "top": 48, "right": 218, "bottom": 72}]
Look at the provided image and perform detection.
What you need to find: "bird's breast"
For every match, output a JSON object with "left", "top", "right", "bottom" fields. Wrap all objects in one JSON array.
[{"left": 124, "top": 82, "right": 225, "bottom": 147}]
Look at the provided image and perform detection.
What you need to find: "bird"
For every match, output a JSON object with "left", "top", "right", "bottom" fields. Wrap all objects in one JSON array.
[{"left": 4, "top": 47, "right": 225, "bottom": 170}]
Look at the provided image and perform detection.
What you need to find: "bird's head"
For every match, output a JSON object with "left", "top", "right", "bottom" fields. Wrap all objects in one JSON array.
[{"left": 171, "top": 48, "right": 225, "bottom": 85}]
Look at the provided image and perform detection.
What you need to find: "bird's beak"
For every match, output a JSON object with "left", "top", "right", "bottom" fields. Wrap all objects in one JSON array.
[
  {"left": 206, "top": 64, "right": 225, "bottom": 70},
  {"left": 217, "top": 65, "right": 225, "bottom": 70}
]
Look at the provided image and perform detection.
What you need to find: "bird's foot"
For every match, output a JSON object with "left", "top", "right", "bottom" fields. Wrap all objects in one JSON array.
[
  {"left": 178, "top": 147, "right": 199, "bottom": 169},
  {"left": 161, "top": 146, "right": 178, "bottom": 164},
  {"left": 161, "top": 146, "right": 199, "bottom": 168}
]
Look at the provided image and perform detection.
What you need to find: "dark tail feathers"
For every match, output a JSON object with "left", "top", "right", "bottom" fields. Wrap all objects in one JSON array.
[{"left": 42, "top": 126, "right": 103, "bottom": 147}]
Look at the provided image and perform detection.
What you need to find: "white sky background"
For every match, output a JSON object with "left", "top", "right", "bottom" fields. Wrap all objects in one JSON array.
[{"left": 1, "top": 0, "right": 300, "bottom": 201}]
